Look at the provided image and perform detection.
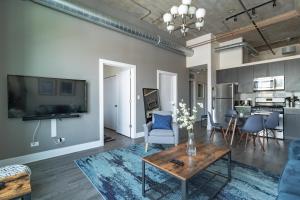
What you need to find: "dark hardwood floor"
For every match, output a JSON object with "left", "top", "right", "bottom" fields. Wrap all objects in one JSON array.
[{"left": 28, "top": 125, "right": 289, "bottom": 200}]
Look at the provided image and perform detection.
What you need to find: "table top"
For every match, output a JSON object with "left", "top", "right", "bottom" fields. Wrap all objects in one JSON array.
[
  {"left": 0, "top": 175, "right": 31, "bottom": 200},
  {"left": 143, "top": 143, "right": 230, "bottom": 181}
]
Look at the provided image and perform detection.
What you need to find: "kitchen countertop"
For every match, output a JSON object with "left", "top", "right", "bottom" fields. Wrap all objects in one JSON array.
[{"left": 284, "top": 107, "right": 300, "bottom": 114}]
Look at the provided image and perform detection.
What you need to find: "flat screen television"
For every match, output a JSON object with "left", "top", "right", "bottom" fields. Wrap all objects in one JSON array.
[{"left": 7, "top": 75, "right": 87, "bottom": 119}]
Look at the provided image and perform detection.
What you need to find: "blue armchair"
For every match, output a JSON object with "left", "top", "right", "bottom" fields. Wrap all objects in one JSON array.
[
  {"left": 277, "top": 140, "right": 300, "bottom": 200},
  {"left": 143, "top": 111, "right": 179, "bottom": 152}
]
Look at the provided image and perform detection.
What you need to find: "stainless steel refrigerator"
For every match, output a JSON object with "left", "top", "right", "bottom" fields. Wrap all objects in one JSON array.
[{"left": 212, "top": 83, "right": 237, "bottom": 125}]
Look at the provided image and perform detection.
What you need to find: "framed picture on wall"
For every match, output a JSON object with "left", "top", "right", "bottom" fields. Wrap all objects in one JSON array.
[
  {"left": 59, "top": 80, "right": 76, "bottom": 96},
  {"left": 142, "top": 88, "right": 160, "bottom": 123},
  {"left": 38, "top": 78, "right": 56, "bottom": 96},
  {"left": 197, "top": 83, "right": 204, "bottom": 99}
]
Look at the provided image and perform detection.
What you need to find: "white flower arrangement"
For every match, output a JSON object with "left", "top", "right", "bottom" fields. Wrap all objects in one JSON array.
[{"left": 176, "top": 99, "right": 203, "bottom": 132}]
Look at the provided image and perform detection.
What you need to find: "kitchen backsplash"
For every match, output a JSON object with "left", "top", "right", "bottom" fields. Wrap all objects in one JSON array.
[{"left": 237, "top": 91, "right": 300, "bottom": 106}]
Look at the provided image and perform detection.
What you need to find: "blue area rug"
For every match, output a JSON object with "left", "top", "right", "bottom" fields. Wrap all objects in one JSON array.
[{"left": 75, "top": 144, "right": 279, "bottom": 200}]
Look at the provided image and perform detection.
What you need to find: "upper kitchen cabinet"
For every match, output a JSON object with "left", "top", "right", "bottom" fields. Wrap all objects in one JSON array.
[
  {"left": 253, "top": 63, "right": 269, "bottom": 78},
  {"left": 253, "top": 62, "right": 284, "bottom": 78},
  {"left": 216, "top": 68, "right": 238, "bottom": 84},
  {"left": 238, "top": 66, "right": 253, "bottom": 93},
  {"left": 285, "top": 58, "right": 300, "bottom": 91},
  {"left": 269, "top": 61, "right": 284, "bottom": 76}
]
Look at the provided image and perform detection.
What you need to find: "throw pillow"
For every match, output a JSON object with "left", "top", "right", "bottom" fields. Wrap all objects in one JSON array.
[{"left": 152, "top": 114, "right": 172, "bottom": 130}]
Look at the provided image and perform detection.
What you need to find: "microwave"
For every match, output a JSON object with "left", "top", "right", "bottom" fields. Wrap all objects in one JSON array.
[{"left": 253, "top": 76, "right": 284, "bottom": 91}]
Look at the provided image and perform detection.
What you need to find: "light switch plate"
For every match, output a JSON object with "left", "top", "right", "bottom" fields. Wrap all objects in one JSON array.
[{"left": 30, "top": 141, "right": 39, "bottom": 147}]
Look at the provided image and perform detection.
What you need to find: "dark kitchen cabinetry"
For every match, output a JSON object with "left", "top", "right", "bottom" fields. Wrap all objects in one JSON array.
[
  {"left": 284, "top": 112, "right": 300, "bottom": 140},
  {"left": 216, "top": 68, "right": 238, "bottom": 84},
  {"left": 285, "top": 59, "right": 300, "bottom": 91},
  {"left": 253, "top": 63, "right": 269, "bottom": 78},
  {"left": 253, "top": 62, "right": 284, "bottom": 78},
  {"left": 269, "top": 61, "right": 284, "bottom": 76},
  {"left": 237, "top": 66, "right": 253, "bottom": 93}
]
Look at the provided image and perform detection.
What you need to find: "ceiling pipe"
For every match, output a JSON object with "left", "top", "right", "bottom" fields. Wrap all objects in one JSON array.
[
  {"left": 215, "top": 42, "right": 258, "bottom": 55},
  {"left": 30, "top": 0, "right": 194, "bottom": 57}
]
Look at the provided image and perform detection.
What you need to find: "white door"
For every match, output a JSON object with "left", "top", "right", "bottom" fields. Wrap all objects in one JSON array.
[
  {"left": 116, "top": 69, "right": 131, "bottom": 137},
  {"left": 104, "top": 76, "right": 118, "bottom": 130},
  {"left": 158, "top": 71, "right": 177, "bottom": 117}
]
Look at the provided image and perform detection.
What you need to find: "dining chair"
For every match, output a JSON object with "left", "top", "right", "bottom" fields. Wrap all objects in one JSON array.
[
  {"left": 240, "top": 115, "right": 265, "bottom": 151},
  {"left": 225, "top": 109, "right": 243, "bottom": 145},
  {"left": 208, "top": 112, "right": 227, "bottom": 143},
  {"left": 264, "top": 112, "right": 280, "bottom": 144}
]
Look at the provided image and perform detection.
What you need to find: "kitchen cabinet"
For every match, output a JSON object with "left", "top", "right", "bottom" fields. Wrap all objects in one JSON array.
[
  {"left": 253, "top": 62, "right": 284, "bottom": 78},
  {"left": 238, "top": 66, "right": 253, "bottom": 93},
  {"left": 284, "top": 110, "right": 300, "bottom": 139},
  {"left": 216, "top": 68, "right": 237, "bottom": 84},
  {"left": 285, "top": 58, "right": 300, "bottom": 91},
  {"left": 253, "top": 63, "right": 269, "bottom": 78},
  {"left": 269, "top": 61, "right": 284, "bottom": 76}
]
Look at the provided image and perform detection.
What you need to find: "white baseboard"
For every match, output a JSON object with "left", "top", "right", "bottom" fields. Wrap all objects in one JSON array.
[
  {"left": 134, "top": 132, "right": 144, "bottom": 138},
  {"left": 0, "top": 140, "right": 102, "bottom": 167}
]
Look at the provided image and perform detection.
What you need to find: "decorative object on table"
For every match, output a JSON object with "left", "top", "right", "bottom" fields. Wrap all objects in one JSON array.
[
  {"left": 0, "top": 165, "right": 32, "bottom": 200},
  {"left": 75, "top": 143, "right": 279, "bottom": 200},
  {"left": 176, "top": 99, "right": 203, "bottom": 156},
  {"left": 142, "top": 88, "right": 160, "bottom": 123},
  {"left": 162, "top": 0, "right": 206, "bottom": 36},
  {"left": 143, "top": 111, "right": 179, "bottom": 152}
]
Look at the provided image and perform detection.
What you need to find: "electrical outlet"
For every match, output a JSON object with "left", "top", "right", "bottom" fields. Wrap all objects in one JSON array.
[{"left": 30, "top": 141, "right": 39, "bottom": 147}]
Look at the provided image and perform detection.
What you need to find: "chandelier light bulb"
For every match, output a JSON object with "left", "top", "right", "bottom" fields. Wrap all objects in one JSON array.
[
  {"left": 195, "top": 21, "right": 204, "bottom": 30},
  {"left": 170, "top": 6, "right": 178, "bottom": 15},
  {"left": 178, "top": 4, "right": 188, "bottom": 16},
  {"left": 167, "top": 24, "right": 175, "bottom": 33},
  {"left": 196, "top": 8, "right": 206, "bottom": 19},
  {"left": 188, "top": 6, "right": 196, "bottom": 16},
  {"left": 163, "top": 0, "right": 205, "bottom": 36},
  {"left": 182, "top": 0, "right": 192, "bottom": 5},
  {"left": 163, "top": 13, "right": 173, "bottom": 23}
]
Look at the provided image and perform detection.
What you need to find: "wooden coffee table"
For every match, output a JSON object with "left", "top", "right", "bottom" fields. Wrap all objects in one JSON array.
[{"left": 142, "top": 143, "right": 231, "bottom": 200}]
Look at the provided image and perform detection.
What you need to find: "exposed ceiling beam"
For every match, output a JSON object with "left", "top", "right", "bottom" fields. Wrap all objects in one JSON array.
[
  {"left": 255, "top": 35, "right": 300, "bottom": 51},
  {"left": 238, "top": 0, "right": 275, "bottom": 54},
  {"left": 215, "top": 10, "right": 300, "bottom": 42},
  {"left": 188, "top": 10, "right": 300, "bottom": 48}
]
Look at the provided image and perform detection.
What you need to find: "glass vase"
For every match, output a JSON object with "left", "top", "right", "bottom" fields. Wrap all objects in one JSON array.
[{"left": 186, "top": 131, "right": 197, "bottom": 156}]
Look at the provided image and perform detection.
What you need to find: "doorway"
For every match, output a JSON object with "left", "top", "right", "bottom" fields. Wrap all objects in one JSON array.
[
  {"left": 189, "top": 66, "right": 208, "bottom": 122},
  {"left": 99, "top": 59, "right": 136, "bottom": 146},
  {"left": 157, "top": 70, "right": 177, "bottom": 117}
]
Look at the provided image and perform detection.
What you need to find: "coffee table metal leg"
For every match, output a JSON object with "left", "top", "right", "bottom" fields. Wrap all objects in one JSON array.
[
  {"left": 181, "top": 180, "right": 187, "bottom": 200},
  {"left": 142, "top": 160, "right": 145, "bottom": 197},
  {"left": 22, "top": 193, "right": 31, "bottom": 200},
  {"left": 228, "top": 152, "right": 232, "bottom": 181}
]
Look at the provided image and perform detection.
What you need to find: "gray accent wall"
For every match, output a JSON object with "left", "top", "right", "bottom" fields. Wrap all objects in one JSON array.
[{"left": 0, "top": 0, "right": 188, "bottom": 160}]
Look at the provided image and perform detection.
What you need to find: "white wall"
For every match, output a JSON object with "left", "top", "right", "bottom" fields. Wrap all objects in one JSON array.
[
  {"left": 218, "top": 37, "right": 243, "bottom": 70},
  {"left": 186, "top": 33, "right": 218, "bottom": 129}
]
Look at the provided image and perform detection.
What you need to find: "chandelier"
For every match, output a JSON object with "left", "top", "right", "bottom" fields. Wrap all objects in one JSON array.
[{"left": 163, "top": 0, "right": 206, "bottom": 36}]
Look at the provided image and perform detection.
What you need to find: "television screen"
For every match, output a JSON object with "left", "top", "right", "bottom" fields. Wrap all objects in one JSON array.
[{"left": 7, "top": 75, "right": 87, "bottom": 118}]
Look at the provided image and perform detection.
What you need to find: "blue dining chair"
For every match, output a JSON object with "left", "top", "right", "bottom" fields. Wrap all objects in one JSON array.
[
  {"left": 208, "top": 112, "right": 227, "bottom": 143},
  {"left": 264, "top": 112, "right": 280, "bottom": 144},
  {"left": 240, "top": 115, "right": 265, "bottom": 151},
  {"left": 224, "top": 109, "right": 242, "bottom": 143}
]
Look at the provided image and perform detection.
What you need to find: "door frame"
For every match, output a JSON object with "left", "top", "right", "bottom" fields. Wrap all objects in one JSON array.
[
  {"left": 157, "top": 70, "right": 178, "bottom": 117},
  {"left": 99, "top": 59, "right": 136, "bottom": 146}
]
